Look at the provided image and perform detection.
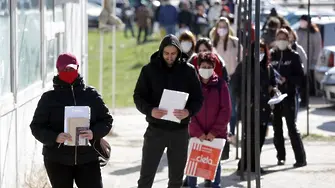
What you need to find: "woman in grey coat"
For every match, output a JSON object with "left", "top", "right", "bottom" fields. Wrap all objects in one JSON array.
[{"left": 296, "top": 15, "right": 322, "bottom": 96}]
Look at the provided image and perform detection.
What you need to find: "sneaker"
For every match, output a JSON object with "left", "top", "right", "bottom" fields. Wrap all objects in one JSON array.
[
  {"left": 277, "top": 160, "right": 285, "bottom": 166},
  {"left": 293, "top": 161, "right": 307, "bottom": 168},
  {"left": 204, "top": 179, "right": 212, "bottom": 187}
]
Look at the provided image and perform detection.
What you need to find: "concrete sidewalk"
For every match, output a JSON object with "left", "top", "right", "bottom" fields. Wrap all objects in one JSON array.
[{"left": 102, "top": 104, "right": 335, "bottom": 188}]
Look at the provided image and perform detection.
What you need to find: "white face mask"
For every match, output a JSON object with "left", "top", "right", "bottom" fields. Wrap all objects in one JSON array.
[
  {"left": 217, "top": 28, "right": 228, "bottom": 37},
  {"left": 276, "top": 40, "right": 289, "bottom": 51},
  {"left": 300, "top": 20, "right": 308, "bottom": 28},
  {"left": 259, "top": 53, "right": 265, "bottom": 62},
  {"left": 180, "top": 41, "right": 193, "bottom": 53},
  {"left": 199, "top": 68, "right": 214, "bottom": 79}
]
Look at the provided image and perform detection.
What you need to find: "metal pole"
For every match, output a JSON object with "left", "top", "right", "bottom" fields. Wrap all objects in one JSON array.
[
  {"left": 111, "top": 0, "right": 117, "bottom": 113},
  {"left": 240, "top": 0, "right": 249, "bottom": 181},
  {"left": 306, "top": 0, "right": 310, "bottom": 136},
  {"left": 99, "top": 31, "right": 104, "bottom": 96},
  {"left": 235, "top": 0, "right": 243, "bottom": 160},
  {"left": 254, "top": 0, "right": 261, "bottom": 187},
  {"left": 246, "top": 0, "right": 253, "bottom": 185}
]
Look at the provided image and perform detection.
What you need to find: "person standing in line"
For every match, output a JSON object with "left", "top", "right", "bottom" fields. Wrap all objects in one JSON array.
[
  {"left": 193, "top": 3, "right": 209, "bottom": 38},
  {"left": 231, "top": 41, "right": 277, "bottom": 174},
  {"left": 30, "top": 53, "right": 113, "bottom": 188},
  {"left": 190, "top": 38, "right": 229, "bottom": 83},
  {"left": 283, "top": 25, "right": 308, "bottom": 122},
  {"left": 207, "top": 0, "right": 222, "bottom": 28},
  {"left": 296, "top": 15, "right": 322, "bottom": 96},
  {"left": 121, "top": 2, "right": 135, "bottom": 38},
  {"left": 135, "top": 3, "right": 151, "bottom": 44},
  {"left": 186, "top": 52, "right": 231, "bottom": 188},
  {"left": 158, "top": 0, "right": 178, "bottom": 35},
  {"left": 178, "top": 1, "right": 194, "bottom": 34},
  {"left": 179, "top": 30, "right": 197, "bottom": 59},
  {"left": 133, "top": 34, "right": 204, "bottom": 188},
  {"left": 182, "top": 38, "right": 229, "bottom": 187},
  {"left": 210, "top": 17, "right": 242, "bottom": 145},
  {"left": 270, "top": 29, "right": 307, "bottom": 167}
]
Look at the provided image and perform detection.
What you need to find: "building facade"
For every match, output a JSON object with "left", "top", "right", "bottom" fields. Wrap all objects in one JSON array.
[{"left": 0, "top": 0, "right": 88, "bottom": 187}]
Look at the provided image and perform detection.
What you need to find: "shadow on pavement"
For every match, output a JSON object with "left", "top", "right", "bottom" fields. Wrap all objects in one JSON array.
[
  {"left": 310, "top": 106, "right": 335, "bottom": 116},
  {"left": 109, "top": 153, "right": 168, "bottom": 176},
  {"left": 262, "top": 165, "right": 296, "bottom": 175},
  {"left": 193, "top": 171, "right": 247, "bottom": 188},
  {"left": 317, "top": 121, "right": 335, "bottom": 133}
]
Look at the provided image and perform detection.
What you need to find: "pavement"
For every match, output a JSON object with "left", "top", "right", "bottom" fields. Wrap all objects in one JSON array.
[{"left": 101, "top": 97, "right": 335, "bottom": 188}]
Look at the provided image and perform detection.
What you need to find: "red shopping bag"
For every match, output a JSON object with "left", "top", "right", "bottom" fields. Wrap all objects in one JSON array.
[{"left": 184, "top": 138, "right": 225, "bottom": 180}]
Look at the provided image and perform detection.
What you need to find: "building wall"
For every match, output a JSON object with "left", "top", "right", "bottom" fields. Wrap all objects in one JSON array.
[{"left": 0, "top": 0, "right": 88, "bottom": 187}]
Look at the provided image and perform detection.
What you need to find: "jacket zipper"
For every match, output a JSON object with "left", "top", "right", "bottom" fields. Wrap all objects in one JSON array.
[
  {"left": 279, "top": 51, "right": 283, "bottom": 70},
  {"left": 70, "top": 85, "right": 78, "bottom": 165}
]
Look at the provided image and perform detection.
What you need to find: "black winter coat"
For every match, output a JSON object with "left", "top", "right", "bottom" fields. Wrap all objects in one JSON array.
[
  {"left": 270, "top": 48, "right": 304, "bottom": 97},
  {"left": 30, "top": 76, "right": 113, "bottom": 166},
  {"left": 133, "top": 35, "right": 204, "bottom": 130},
  {"left": 231, "top": 58, "right": 277, "bottom": 124}
]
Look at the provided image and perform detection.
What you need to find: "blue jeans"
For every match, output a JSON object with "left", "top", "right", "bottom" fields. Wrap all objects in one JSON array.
[
  {"left": 163, "top": 24, "right": 176, "bottom": 35},
  {"left": 229, "top": 84, "right": 237, "bottom": 135},
  {"left": 188, "top": 163, "right": 221, "bottom": 188}
]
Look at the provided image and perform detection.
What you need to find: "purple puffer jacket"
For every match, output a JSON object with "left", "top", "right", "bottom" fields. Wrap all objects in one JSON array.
[{"left": 189, "top": 74, "right": 231, "bottom": 139}]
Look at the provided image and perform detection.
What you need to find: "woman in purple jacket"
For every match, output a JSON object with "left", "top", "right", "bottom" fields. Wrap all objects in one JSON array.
[{"left": 187, "top": 52, "right": 232, "bottom": 188}]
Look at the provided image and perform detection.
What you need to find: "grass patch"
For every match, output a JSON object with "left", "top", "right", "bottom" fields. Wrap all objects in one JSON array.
[
  {"left": 88, "top": 30, "right": 161, "bottom": 108},
  {"left": 302, "top": 133, "right": 335, "bottom": 142}
]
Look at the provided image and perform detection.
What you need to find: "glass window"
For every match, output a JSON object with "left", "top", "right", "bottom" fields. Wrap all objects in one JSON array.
[
  {"left": 46, "top": 0, "right": 65, "bottom": 75},
  {"left": 0, "top": 0, "right": 11, "bottom": 96},
  {"left": 17, "top": 0, "right": 41, "bottom": 90}
]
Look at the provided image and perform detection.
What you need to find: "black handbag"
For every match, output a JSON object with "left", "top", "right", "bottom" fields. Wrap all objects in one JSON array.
[{"left": 92, "top": 138, "right": 111, "bottom": 167}]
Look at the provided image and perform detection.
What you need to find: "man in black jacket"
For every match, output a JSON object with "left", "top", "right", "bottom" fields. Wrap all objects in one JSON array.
[
  {"left": 270, "top": 29, "right": 307, "bottom": 168},
  {"left": 134, "top": 34, "right": 203, "bottom": 188},
  {"left": 30, "top": 53, "right": 113, "bottom": 188}
]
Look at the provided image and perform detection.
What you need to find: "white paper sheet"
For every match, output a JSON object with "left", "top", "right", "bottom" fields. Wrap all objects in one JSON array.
[
  {"left": 268, "top": 93, "right": 288, "bottom": 105},
  {"left": 64, "top": 106, "right": 91, "bottom": 146},
  {"left": 158, "top": 89, "right": 189, "bottom": 123}
]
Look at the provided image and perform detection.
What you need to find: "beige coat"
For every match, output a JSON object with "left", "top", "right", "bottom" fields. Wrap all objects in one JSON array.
[{"left": 214, "top": 36, "right": 243, "bottom": 76}]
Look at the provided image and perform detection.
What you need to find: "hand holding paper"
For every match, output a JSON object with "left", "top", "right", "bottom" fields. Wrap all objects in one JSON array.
[
  {"left": 80, "top": 129, "right": 93, "bottom": 140},
  {"left": 173, "top": 109, "right": 189, "bottom": 120},
  {"left": 158, "top": 89, "right": 189, "bottom": 123},
  {"left": 151, "top": 108, "right": 168, "bottom": 119},
  {"left": 56, "top": 133, "right": 72, "bottom": 144}
]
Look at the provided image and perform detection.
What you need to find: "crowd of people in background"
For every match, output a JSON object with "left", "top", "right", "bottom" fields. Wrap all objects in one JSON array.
[
  {"left": 26, "top": 1, "right": 323, "bottom": 188},
  {"left": 129, "top": 0, "right": 321, "bottom": 187}
]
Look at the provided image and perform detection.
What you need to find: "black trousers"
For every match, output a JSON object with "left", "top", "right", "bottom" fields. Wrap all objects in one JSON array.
[
  {"left": 137, "top": 126, "right": 189, "bottom": 188},
  {"left": 238, "top": 109, "right": 268, "bottom": 171},
  {"left": 272, "top": 97, "right": 306, "bottom": 163},
  {"left": 137, "top": 26, "right": 148, "bottom": 43},
  {"left": 44, "top": 159, "right": 102, "bottom": 188}
]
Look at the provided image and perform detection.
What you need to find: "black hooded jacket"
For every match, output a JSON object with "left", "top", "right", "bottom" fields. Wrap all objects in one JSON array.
[
  {"left": 30, "top": 76, "right": 113, "bottom": 165},
  {"left": 133, "top": 35, "right": 204, "bottom": 130}
]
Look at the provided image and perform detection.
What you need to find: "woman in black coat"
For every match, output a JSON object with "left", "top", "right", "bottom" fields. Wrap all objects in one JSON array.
[
  {"left": 231, "top": 41, "right": 277, "bottom": 173},
  {"left": 30, "top": 53, "right": 113, "bottom": 188}
]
